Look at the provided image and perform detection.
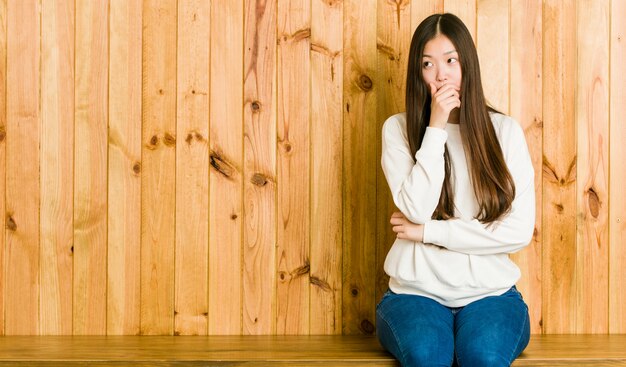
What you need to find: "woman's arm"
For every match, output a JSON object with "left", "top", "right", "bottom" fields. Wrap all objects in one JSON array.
[
  {"left": 381, "top": 115, "right": 448, "bottom": 224},
  {"left": 422, "top": 120, "right": 536, "bottom": 255}
]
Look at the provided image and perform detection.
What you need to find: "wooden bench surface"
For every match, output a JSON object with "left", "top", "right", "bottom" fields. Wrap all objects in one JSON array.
[{"left": 0, "top": 335, "right": 624, "bottom": 366}]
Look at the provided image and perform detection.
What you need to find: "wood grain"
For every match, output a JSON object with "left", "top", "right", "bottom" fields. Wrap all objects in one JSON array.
[
  {"left": 477, "top": 0, "right": 508, "bottom": 113},
  {"left": 343, "top": 0, "right": 377, "bottom": 335},
  {"left": 107, "top": 0, "right": 142, "bottom": 336},
  {"left": 0, "top": 335, "right": 623, "bottom": 365},
  {"left": 310, "top": 0, "right": 343, "bottom": 335},
  {"left": 443, "top": 0, "right": 476, "bottom": 41},
  {"left": 208, "top": 0, "right": 243, "bottom": 335},
  {"left": 243, "top": 0, "right": 278, "bottom": 335},
  {"left": 609, "top": 0, "right": 626, "bottom": 334},
  {"left": 174, "top": 0, "right": 210, "bottom": 336},
  {"left": 276, "top": 0, "right": 311, "bottom": 335},
  {"left": 0, "top": 0, "right": 8, "bottom": 336},
  {"left": 575, "top": 0, "right": 609, "bottom": 333},
  {"left": 542, "top": 0, "right": 577, "bottom": 334},
  {"left": 510, "top": 0, "right": 543, "bottom": 334},
  {"left": 5, "top": 0, "right": 40, "bottom": 335},
  {"left": 141, "top": 0, "right": 177, "bottom": 335},
  {"left": 411, "top": 0, "right": 444, "bottom": 31},
  {"left": 40, "top": 0, "right": 74, "bottom": 335},
  {"left": 375, "top": 0, "right": 411, "bottom": 305},
  {"left": 1, "top": 0, "right": 625, "bottom": 337},
  {"left": 74, "top": 0, "right": 108, "bottom": 335}
]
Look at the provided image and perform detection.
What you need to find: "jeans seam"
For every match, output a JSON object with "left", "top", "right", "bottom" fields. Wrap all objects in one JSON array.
[
  {"left": 506, "top": 305, "right": 529, "bottom": 364},
  {"left": 378, "top": 310, "right": 409, "bottom": 365}
]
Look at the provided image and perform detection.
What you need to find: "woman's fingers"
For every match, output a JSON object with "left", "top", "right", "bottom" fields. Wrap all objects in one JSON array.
[
  {"left": 431, "top": 84, "right": 461, "bottom": 122},
  {"left": 390, "top": 217, "right": 406, "bottom": 225}
]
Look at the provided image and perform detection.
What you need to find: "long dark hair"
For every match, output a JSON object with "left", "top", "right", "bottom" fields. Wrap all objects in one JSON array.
[{"left": 406, "top": 13, "right": 515, "bottom": 223}]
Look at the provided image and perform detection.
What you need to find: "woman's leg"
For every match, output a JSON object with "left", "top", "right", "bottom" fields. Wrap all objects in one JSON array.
[
  {"left": 454, "top": 287, "right": 530, "bottom": 367},
  {"left": 376, "top": 290, "right": 455, "bottom": 367}
]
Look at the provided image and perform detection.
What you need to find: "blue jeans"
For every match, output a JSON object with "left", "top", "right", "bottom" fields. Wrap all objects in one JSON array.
[{"left": 376, "top": 286, "right": 530, "bottom": 367}]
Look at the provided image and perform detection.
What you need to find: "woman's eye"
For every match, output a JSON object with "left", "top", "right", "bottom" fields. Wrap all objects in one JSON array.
[
  {"left": 448, "top": 58, "right": 458, "bottom": 64},
  {"left": 422, "top": 61, "right": 433, "bottom": 68}
]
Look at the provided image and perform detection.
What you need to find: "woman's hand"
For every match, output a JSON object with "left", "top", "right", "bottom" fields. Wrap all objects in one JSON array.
[
  {"left": 390, "top": 211, "right": 424, "bottom": 242},
  {"left": 429, "top": 82, "right": 460, "bottom": 129}
]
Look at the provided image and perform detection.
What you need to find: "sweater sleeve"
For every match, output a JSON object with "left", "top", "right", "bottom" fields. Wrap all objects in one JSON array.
[
  {"left": 381, "top": 114, "right": 448, "bottom": 224},
  {"left": 422, "top": 118, "right": 536, "bottom": 255}
]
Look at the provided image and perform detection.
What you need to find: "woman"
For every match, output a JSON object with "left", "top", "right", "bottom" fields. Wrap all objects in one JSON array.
[{"left": 377, "top": 13, "right": 535, "bottom": 367}]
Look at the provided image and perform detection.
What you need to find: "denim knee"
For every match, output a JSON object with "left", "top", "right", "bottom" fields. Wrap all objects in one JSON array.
[
  {"left": 404, "top": 346, "right": 453, "bottom": 367},
  {"left": 456, "top": 350, "right": 509, "bottom": 367}
]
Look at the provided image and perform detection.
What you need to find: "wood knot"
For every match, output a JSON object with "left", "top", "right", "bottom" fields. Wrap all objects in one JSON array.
[
  {"left": 158, "top": 89, "right": 164, "bottom": 95},
  {"left": 185, "top": 131, "right": 205, "bottom": 145},
  {"left": 231, "top": 214, "right": 238, "bottom": 220},
  {"left": 251, "top": 173, "right": 268, "bottom": 186},
  {"left": 554, "top": 202, "right": 564, "bottom": 212},
  {"left": 0, "top": 127, "right": 5, "bottom": 142},
  {"left": 132, "top": 162, "right": 141, "bottom": 174},
  {"left": 147, "top": 135, "right": 159, "bottom": 150},
  {"left": 284, "top": 142, "right": 292, "bottom": 153},
  {"left": 279, "top": 272, "right": 286, "bottom": 281},
  {"left": 291, "top": 261, "right": 310, "bottom": 277},
  {"left": 210, "top": 151, "right": 235, "bottom": 179},
  {"left": 358, "top": 74, "right": 373, "bottom": 91},
  {"left": 163, "top": 133, "right": 176, "bottom": 147},
  {"left": 351, "top": 288, "right": 359, "bottom": 296},
  {"left": 310, "top": 276, "right": 332, "bottom": 292},
  {"left": 587, "top": 187, "right": 600, "bottom": 218},
  {"left": 251, "top": 101, "right": 261, "bottom": 112},
  {"left": 6, "top": 215, "right": 17, "bottom": 231},
  {"left": 360, "top": 319, "right": 375, "bottom": 335}
]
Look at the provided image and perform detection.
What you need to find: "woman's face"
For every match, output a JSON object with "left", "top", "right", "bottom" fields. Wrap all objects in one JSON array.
[{"left": 421, "top": 34, "right": 462, "bottom": 95}]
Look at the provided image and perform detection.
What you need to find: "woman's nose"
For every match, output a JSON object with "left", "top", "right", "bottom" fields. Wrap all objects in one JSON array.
[{"left": 436, "top": 71, "right": 447, "bottom": 82}]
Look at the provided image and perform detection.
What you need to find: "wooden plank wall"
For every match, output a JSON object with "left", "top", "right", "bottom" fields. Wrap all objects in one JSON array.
[{"left": 0, "top": 0, "right": 624, "bottom": 335}]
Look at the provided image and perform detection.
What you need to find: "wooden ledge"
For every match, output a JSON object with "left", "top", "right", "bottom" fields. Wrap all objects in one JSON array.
[{"left": 0, "top": 334, "right": 623, "bottom": 366}]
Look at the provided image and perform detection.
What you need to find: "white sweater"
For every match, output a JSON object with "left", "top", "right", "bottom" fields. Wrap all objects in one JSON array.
[{"left": 381, "top": 112, "right": 535, "bottom": 307}]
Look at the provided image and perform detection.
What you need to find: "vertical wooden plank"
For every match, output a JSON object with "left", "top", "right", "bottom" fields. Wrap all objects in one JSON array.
[
  {"left": 476, "top": 0, "right": 508, "bottom": 113},
  {"left": 175, "top": 0, "right": 210, "bottom": 336},
  {"left": 208, "top": 0, "right": 243, "bottom": 336},
  {"left": 343, "top": 0, "right": 376, "bottom": 335},
  {"left": 310, "top": 0, "right": 343, "bottom": 335},
  {"left": 141, "top": 0, "right": 177, "bottom": 335},
  {"left": 375, "top": 0, "right": 411, "bottom": 306},
  {"left": 108, "top": 0, "right": 142, "bottom": 335},
  {"left": 40, "top": 0, "right": 74, "bottom": 335},
  {"left": 74, "top": 0, "right": 108, "bottom": 335},
  {"left": 542, "top": 0, "right": 577, "bottom": 334},
  {"left": 411, "top": 0, "right": 444, "bottom": 31},
  {"left": 575, "top": 0, "right": 609, "bottom": 334},
  {"left": 510, "top": 0, "right": 543, "bottom": 334},
  {"left": 609, "top": 0, "right": 626, "bottom": 334},
  {"left": 443, "top": 0, "right": 476, "bottom": 41},
  {"left": 243, "top": 0, "right": 277, "bottom": 335},
  {"left": 276, "top": 0, "right": 310, "bottom": 335},
  {"left": 5, "top": 0, "right": 40, "bottom": 335},
  {"left": 0, "top": 0, "right": 7, "bottom": 336}
]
